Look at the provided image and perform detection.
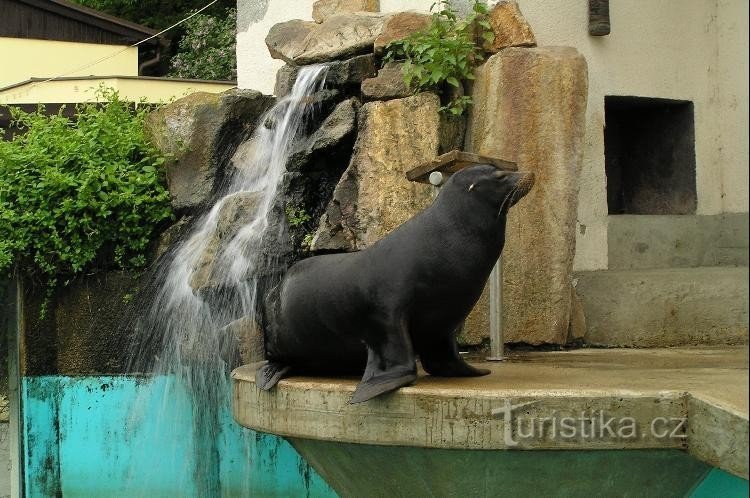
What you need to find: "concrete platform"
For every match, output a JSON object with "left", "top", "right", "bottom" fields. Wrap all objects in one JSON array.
[{"left": 233, "top": 347, "right": 749, "bottom": 479}]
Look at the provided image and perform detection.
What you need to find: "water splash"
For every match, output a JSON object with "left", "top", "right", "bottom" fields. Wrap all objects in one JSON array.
[{"left": 124, "top": 65, "right": 329, "bottom": 496}]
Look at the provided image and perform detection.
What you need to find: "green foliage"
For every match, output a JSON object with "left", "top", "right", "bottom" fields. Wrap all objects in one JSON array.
[
  {"left": 70, "top": 0, "right": 234, "bottom": 32},
  {"left": 302, "top": 233, "right": 315, "bottom": 250},
  {"left": 384, "top": 0, "right": 494, "bottom": 115},
  {"left": 0, "top": 88, "right": 173, "bottom": 289},
  {"left": 285, "top": 205, "right": 311, "bottom": 228},
  {"left": 169, "top": 9, "right": 237, "bottom": 81}
]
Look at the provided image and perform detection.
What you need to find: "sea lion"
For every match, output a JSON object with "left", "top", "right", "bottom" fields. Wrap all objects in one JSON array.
[{"left": 257, "top": 165, "right": 535, "bottom": 403}]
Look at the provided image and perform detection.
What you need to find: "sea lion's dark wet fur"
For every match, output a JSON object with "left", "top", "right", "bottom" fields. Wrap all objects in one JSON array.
[{"left": 257, "top": 165, "right": 534, "bottom": 403}]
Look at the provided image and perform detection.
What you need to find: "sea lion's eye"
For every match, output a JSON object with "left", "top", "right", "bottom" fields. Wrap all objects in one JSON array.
[{"left": 468, "top": 184, "right": 475, "bottom": 192}]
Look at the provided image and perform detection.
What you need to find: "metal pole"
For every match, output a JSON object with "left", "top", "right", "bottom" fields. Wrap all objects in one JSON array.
[
  {"left": 487, "top": 257, "right": 504, "bottom": 361},
  {"left": 8, "top": 276, "right": 23, "bottom": 496}
]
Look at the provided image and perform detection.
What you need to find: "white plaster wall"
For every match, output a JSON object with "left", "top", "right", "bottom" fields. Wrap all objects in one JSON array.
[
  {"left": 518, "top": 0, "right": 748, "bottom": 269},
  {"left": 236, "top": 0, "right": 749, "bottom": 270},
  {"left": 716, "top": 0, "right": 749, "bottom": 213},
  {"left": 237, "top": 0, "right": 315, "bottom": 95}
]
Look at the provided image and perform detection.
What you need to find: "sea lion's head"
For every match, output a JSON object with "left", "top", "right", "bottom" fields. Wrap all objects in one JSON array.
[{"left": 447, "top": 165, "right": 535, "bottom": 214}]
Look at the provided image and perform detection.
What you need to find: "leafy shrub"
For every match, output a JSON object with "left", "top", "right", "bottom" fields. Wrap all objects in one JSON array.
[
  {"left": 170, "top": 8, "right": 237, "bottom": 81},
  {"left": 384, "top": 0, "right": 494, "bottom": 115},
  {"left": 0, "top": 89, "right": 173, "bottom": 290}
]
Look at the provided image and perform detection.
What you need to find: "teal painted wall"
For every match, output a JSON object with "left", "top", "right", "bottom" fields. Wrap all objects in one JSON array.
[
  {"left": 21, "top": 375, "right": 337, "bottom": 498},
  {"left": 20, "top": 375, "right": 748, "bottom": 497}
]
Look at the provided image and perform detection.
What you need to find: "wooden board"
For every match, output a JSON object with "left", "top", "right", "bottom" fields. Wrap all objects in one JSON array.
[{"left": 406, "top": 150, "right": 517, "bottom": 184}]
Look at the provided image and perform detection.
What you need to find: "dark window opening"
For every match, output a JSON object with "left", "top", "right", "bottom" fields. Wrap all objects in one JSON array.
[{"left": 604, "top": 96, "right": 697, "bottom": 215}]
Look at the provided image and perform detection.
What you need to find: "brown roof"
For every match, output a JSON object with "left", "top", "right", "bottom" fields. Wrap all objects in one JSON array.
[{"left": 1, "top": 0, "right": 160, "bottom": 45}]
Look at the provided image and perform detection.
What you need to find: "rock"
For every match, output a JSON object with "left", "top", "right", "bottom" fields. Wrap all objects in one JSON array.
[
  {"left": 312, "top": 0, "right": 380, "bottom": 23},
  {"left": 361, "top": 62, "right": 411, "bottom": 100},
  {"left": 481, "top": 1, "right": 536, "bottom": 53},
  {"left": 288, "top": 98, "right": 358, "bottom": 170},
  {"left": 266, "top": 13, "right": 390, "bottom": 65},
  {"left": 220, "top": 316, "right": 265, "bottom": 366},
  {"left": 274, "top": 64, "right": 298, "bottom": 98},
  {"left": 154, "top": 216, "right": 192, "bottom": 260},
  {"left": 307, "top": 98, "right": 358, "bottom": 154},
  {"left": 567, "top": 285, "right": 587, "bottom": 341},
  {"left": 326, "top": 54, "right": 378, "bottom": 87},
  {"left": 275, "top": 55, "right": 377, "bottom": 98},
  {"left": 311, "top": 93, "right": 439, "bottom": 251},
  {"left": 374, "top": 11, "right": 431, "bottom": 54},
  {"left": 439, "top": 109, "right": 467, "bottom": 155},
  {"left": 145, "top": 90, "right": 275, "bottom": 212},
  {"left": 265, "top": 20, "right": 316, "bottom": 63},
  {"left": 465, "top": 47, "right": 588, "bottom": 345},
  {"left": 229, "top": 135, "right": 261, "bottom": 174},
  {"left": 190, "top": 191, "right": 263, "bottom": 291}
]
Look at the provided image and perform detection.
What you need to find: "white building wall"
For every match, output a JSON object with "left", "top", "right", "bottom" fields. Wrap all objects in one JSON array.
[{"left": 236, "top": 0, "right": 749, "bottom": 271}]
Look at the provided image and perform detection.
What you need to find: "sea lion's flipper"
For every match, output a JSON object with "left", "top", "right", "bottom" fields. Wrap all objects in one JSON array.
[
  {"left": 350, "top": 315, "right": 417, "bottom": 404},
  {"left": 419, "top": 336, "right": 491, "bottom": 377},
  {"left": 255, "top": 361, "right": 292, "bottom": 390},
  {"left": 350, "top": 367, "right": 417, "bottom": 403}
]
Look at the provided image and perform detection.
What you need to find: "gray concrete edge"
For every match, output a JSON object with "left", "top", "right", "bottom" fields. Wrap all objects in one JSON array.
[{"left": 232, "top": 366, "right": 749, "bottom": 479}]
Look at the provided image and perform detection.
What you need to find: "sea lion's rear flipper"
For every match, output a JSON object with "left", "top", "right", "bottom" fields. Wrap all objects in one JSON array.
[
  {"left": 351, "top": 365, "right": 417, "bottom": 404},
  {"left": 419, "top": 336, "right": 491, "bottom": 377},
  {"left": 350, "top": 316, "right": 417, "bottom": 404},
  {"left": 255, "top": 361, "right": 292, "bottom": 390}
]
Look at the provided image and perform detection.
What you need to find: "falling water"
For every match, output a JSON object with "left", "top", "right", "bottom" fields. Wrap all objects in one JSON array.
[{"left": 124, "top": 65, "right": 329, "bottom": 496}]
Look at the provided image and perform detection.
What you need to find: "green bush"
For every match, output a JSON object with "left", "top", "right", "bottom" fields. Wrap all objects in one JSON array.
[
  {"left": 169, "top": 8, "right": 237, "bottom": 81},
  {"left": 0, "top": 89, "right": 173, "bottom": 289},
  {"left": 384, "top": 0, "right": 493, "bottom": 115}
]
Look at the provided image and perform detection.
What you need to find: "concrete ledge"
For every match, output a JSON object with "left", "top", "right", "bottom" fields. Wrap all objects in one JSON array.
[
  {"left": 608, "top": 214, "right": 749, "bottom": 270},
  {"left": 575, "top": 266, "right": 749, "bottom": 346},
  {"left": 233, "top": 347, "right": 748, "bottom": 478}
]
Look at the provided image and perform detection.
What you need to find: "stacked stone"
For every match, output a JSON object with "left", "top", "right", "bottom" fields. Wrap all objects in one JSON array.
[
  {"left": 463, "top": 3, "right": 589, "bottom": 346},
  {"left": 266, "top": 1, "right": 589, "bottom": 347},
  {"left": 265, "top": 1, "right": 445, "bottom": 255},
  {"left": 144, "top": 1, "right": 588, "bottom": 351}
]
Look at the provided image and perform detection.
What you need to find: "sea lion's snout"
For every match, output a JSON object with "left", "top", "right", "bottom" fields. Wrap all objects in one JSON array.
[
  {"left": 511, "top": 171, "right": 535, "bottom": 205},
  {"left": 493, "top": 170, "right": 534, "bottom": 209}
]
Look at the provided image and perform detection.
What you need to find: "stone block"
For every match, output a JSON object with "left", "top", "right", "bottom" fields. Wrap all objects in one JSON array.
[
  {"left": 145, "top": 90, "right": 275, "bottom": 212},
  {"left": 311, "top": 93, "right": 439, "bottom": 251},
  {"left": 465, "top": 47, "right": 588, "bottom": 345},
  {"left": 312, "top": 0, "right": 380, "bottom": 23},
  {"left": 361, "top": 62, "right": 411, "bottom": 101},
  {"left": 266, "top": 13, "right": 389, "bottom": 65},
  {"left": 190, "top": 191, "right": 263, "bottom": 292},
  {"left": 277, "top": 55, "right": 378, "bottom": 98},
  {"left": 373, "top": 11, "right": 431, "bottom": 54},
  {"left": 481, "top": 1, "right": 536, "bottom": 53}
]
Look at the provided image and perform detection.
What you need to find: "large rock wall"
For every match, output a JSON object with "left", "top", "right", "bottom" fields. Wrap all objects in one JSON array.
[{"left": 465, "top": 47, "right": 588, "bottom": 345}]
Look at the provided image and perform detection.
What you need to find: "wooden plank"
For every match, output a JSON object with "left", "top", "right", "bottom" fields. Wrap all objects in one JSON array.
[{"left": 406, "top": 150, "right": 517, "bottom": 184}]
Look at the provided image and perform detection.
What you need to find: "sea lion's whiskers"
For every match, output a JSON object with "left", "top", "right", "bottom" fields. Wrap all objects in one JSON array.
[{"left": 498, "top": 183, "right": 521, "bottom": 217}]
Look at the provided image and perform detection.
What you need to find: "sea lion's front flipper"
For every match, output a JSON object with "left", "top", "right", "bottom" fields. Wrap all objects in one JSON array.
[
  {"left": 419, "top": 335, "right": 491, "bottom": 377},
  {"left": 255, "top": 361, "right": 292, "bottom": 390},
  {"left": 350, "top": 316, "right": 417, "bottom": 404}
]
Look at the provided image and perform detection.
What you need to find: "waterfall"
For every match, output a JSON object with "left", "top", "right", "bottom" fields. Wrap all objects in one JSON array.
[{"left": 124, "top": 65, "right": 329, "bottom": 496}]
